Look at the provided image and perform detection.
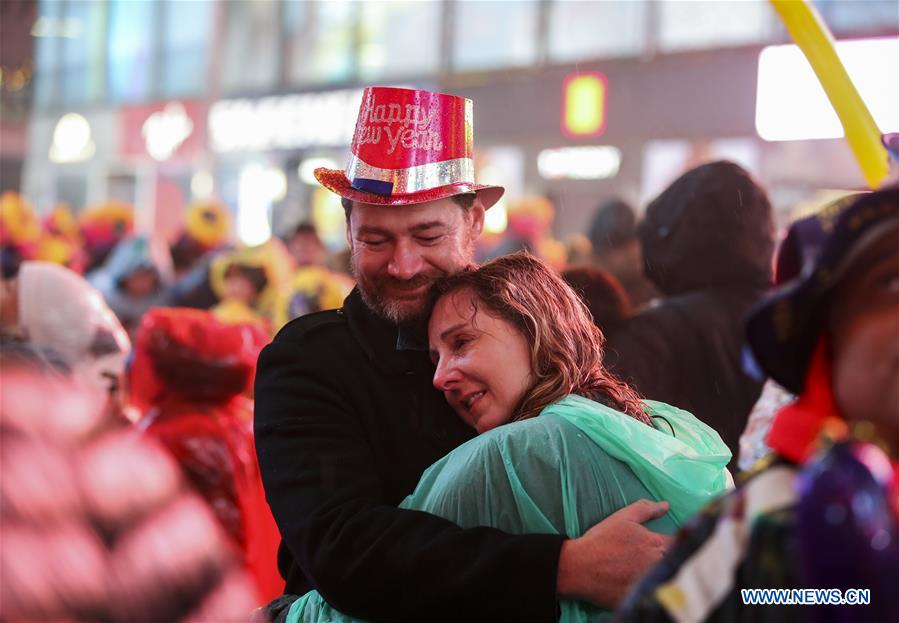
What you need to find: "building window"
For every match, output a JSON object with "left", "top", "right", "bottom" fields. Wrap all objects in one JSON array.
[
  {"left": 32, "top": 0, "right": 64, "bottom": 107},
  {"left": 107, "top": 0, "right": 157, "bottom": 102},
  {"left": 812, "top": 0, "right": 899, "bottom": 36},
  {"left": 357, "top": 1, "right": 441, "bottom": 80},
  {"left": 221, "top": 0, "right": 282, "bottom": 93},
  {"left": 452, "top": 1, "right": 539, "bottom": 71},
  {"left": 548, "top": 0, "right": 647, "bottom": 62},
  {"left": 160, "top": 0, "right": 215, "bottom": 97},
  {"left": 657, "top": 0, "right": 773, "bottom": 52},
  {"left": 285, "top": 0, "right": 356, "bottom": 85},
  {"left": 54, "top": 0, "right": 105, "bottom": 104}
]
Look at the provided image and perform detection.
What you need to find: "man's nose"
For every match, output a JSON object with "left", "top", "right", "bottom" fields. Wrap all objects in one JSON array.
[
  {"left": 387, "top": 239, "right": 424, "bottom": 280},
  {"left": 433, "top": 359, "right": 460, "bottom": 392}
]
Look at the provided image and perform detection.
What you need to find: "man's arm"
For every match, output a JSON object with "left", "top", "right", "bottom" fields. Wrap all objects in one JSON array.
[{"left": 254, "top": 337, "right": 562, "bottom": 622}]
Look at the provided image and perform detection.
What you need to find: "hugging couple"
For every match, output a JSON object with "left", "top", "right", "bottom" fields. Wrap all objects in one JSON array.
[{"left": 254, "top": 87, "right": 732, "bottom": 623}]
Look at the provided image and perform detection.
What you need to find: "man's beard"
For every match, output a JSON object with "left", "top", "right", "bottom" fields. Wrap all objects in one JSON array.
[
  {"left": 353, "top": 267, "right": 443, "bottom": 326},
  {"left": 349, "top": 231, "right": 475, "bottom": 326}
]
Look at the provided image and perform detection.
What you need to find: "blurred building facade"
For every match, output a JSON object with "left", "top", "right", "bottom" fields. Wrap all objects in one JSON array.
[
  {"left": 0, "top": 0, "right": 37, "bottom": 193},
  {"left": 17, "top": 0, "right": 899, "bottom": 246}
]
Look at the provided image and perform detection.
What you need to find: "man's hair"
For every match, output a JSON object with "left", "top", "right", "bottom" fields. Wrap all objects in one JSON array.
[
  {"left": 341, "top": 193, "right": 476, "bottom": 221},
  {"left": 430, "top": 252, "right": 649, "bottom": 424}
]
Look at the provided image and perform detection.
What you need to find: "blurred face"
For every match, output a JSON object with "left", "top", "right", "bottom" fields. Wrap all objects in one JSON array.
[
  {"left": 120, "top": 268, "right": 159, "bottom": 298},
  {"left": 429, "top": 288, "right": 534, "bottom": 433},
  {"left": 348, "top": 196, "right": 484, "bottom": 325},
  {"left": 288, "top": 232, "right": 326, "bottom": 267},
  {"left": 829, "top": 228, "right": 899, "bottom": 452},
  {"left": 223, "top": 273, "right": 258, "bottom": 305}
]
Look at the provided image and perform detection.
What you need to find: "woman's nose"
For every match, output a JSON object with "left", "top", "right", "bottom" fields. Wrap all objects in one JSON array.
[{"left": 433, "top": 359, "right": 460, "bottom": 392}]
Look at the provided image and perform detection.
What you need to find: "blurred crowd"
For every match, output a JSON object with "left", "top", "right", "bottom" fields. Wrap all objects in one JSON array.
[
  {"left": 0, "top": 192, "right": 355, "bottom": 339},
  {"left": 1, "top": 154, "right": 897, "bottom": 621}
]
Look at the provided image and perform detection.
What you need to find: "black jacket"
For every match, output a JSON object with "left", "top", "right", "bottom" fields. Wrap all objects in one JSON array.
[
  {"left": 604, "top": 162, "right": 774, "bottom": 462},
  {"left": 254, "top": 288, "right": 563, "bottom": 622},
  {"left": 604, "top": 288, "right": 765, "bottom": 461}
]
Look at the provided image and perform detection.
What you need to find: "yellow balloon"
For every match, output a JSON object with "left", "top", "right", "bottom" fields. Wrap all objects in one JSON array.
[{"left": 769, "top": 0, "right": 889, "bottom": 189}]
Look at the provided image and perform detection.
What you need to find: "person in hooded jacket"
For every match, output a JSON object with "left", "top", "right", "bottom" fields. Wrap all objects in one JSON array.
[
  {"left": 603, "top": 161, "right": 775, "bottom": 464},
  {"left": 130, "top": 307, "right": 283, "bottom": 602},
  {"left": 0, "top": 261, "right": 132, "bottom": 412},
  {"left": 89, "top": 235, "right": 174, "bottom": 337}
]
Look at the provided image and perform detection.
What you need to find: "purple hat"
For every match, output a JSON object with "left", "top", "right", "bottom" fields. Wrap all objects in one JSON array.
[{"left": 745, "top": 188, "right": 899, "bottom": 394}]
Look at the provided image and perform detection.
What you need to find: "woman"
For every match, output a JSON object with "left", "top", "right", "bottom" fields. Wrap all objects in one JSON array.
[{"left": 281, "top": 253, "right": 732, "bottom": 623}]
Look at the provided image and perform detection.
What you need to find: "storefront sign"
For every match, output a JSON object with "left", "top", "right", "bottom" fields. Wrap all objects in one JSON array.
[
  {"left": 538, "top": 146, "right": 621, "bottom": 180},
  {"left": 208, "top": 89, "right": 365, "bottom": 153},
  {"left": 121, "top": 101, "right": 206, "bottom": 161},
  {"left": 755, "top": 37, "right": 899, "bottom": 142}
]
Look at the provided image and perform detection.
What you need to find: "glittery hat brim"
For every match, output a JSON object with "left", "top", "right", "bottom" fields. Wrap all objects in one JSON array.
[{"left": 313, "top": 168, "right": 504, "bottom": 209}]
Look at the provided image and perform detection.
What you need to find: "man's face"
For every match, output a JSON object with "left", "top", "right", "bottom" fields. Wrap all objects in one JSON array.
[
  {"left": 829, "top": 227, "right": 899, "bottom": 451},
  {"left": 347, "top": 196, "right": 485, "bottom": 325}
]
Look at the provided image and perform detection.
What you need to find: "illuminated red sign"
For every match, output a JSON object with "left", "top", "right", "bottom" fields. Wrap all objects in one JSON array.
[{"left": 562, "top": 72, "right": 608, "bottom": 138}]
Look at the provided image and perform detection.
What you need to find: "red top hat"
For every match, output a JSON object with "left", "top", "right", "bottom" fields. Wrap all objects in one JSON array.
[{"left": 314, "top": 87, "right": 504, "bottom": 208}]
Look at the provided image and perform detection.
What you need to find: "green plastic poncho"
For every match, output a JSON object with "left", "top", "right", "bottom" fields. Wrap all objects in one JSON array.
[{"left": 287, "top": 395, "right": 733, "bottom": 623}]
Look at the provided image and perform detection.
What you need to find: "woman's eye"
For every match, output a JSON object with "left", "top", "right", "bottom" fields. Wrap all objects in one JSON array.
[{"left": 453, "top": 336, "right": 471, "bottom": 350}]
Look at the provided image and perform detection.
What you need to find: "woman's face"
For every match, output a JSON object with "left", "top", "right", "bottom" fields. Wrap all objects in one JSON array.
[
  {"left": 428, "top": 288, "right": 534, "bottom": 433},
  {"left": 829, "top": 228, "right": 899, "bottom": 452}
]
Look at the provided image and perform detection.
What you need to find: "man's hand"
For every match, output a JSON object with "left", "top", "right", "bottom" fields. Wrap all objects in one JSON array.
[{"left": 556, "top": 499, "right": 672, "bottom": 608}]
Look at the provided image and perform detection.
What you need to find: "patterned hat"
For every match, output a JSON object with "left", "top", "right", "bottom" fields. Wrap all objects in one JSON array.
[
  {"left": 314, "top": 87, "right": 504, "bottom": 208},
  {"left": 746, "top": 187, "right": 899, "bottom": 394}
]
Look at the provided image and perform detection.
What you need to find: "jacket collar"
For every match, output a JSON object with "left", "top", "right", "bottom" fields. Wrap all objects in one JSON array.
[{"left": 343, "top": 288, "right": 435, "bottom": 376}]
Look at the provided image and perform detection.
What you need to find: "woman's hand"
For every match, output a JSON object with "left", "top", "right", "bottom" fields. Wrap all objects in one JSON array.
[{"left": 556, "top": 499, "right": 672, "bottom": 608}]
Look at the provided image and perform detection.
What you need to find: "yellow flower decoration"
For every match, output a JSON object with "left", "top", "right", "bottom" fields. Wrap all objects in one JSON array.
[
  {"left": 34, "top": 235, "right": 76, "bottom": 266},
  {"left": 78, "top": 201, "right": 135, "bottom": 250},
  {"left": 507, "top": 196, "right": 555, "bottom": 229},
  {"left": 44, "top": 203, "right": 81, "bottom": 240},
  {"left": 0, "top": 192, "right": 42, "bottom": 247},
  {"left": 273, "top": 266, "right": 354, "bottom": 329},
  {"left": 184, "top": 199, "right": 232, "bottom": 249}
]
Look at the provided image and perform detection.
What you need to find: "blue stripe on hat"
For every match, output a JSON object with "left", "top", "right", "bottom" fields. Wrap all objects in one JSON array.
[{"left": 351, "top": 178, "right": 394, "bottom": 196}]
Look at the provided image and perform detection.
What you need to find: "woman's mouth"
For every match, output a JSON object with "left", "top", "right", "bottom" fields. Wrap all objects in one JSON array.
[{"left": 462, "top": 390, "right": 486, "bottom": 411}]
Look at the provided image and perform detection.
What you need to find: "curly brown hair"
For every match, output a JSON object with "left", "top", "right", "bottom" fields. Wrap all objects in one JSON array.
[{"left": 431, "top": 252, "right": 650, "bottom": 425}]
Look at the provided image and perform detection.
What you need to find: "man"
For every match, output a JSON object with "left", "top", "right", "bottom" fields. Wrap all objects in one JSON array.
[
  {"left": 587, "top": 197, "right": 657, "bottom": 309},
  {"left": 255, "top": 87, "right": 669, "bottom": 622},
  {"left": 603, "top": 162, "right": 775, "bottom": 465}
]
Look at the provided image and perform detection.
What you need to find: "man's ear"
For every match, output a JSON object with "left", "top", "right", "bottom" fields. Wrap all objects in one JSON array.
[
  {"left": 469, "top": 196, "right": 486, "bottom": 236},
  {"left": 345, "top": 223, "right": 353, "bottom": 250}
]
